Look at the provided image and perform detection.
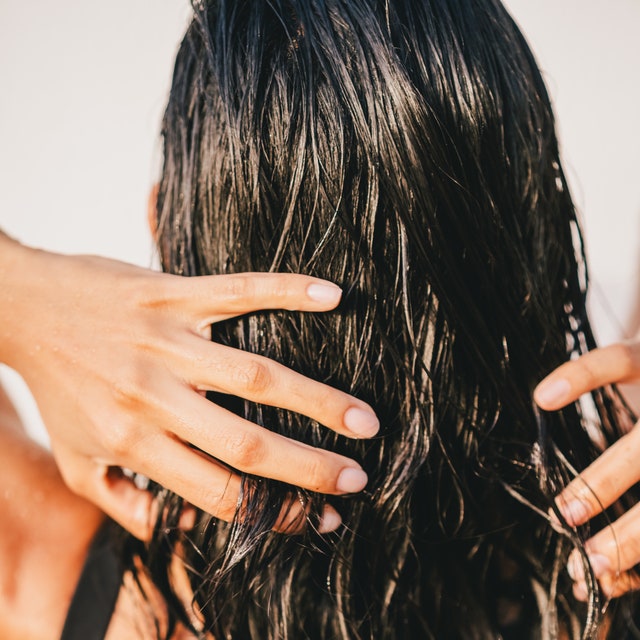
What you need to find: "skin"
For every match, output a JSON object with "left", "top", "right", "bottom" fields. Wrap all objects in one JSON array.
[
  {"left": 4, "top": 347, "right": 629, "bottom": 637},
  {"left": 0, "top": 383, "right": 104, "bottom": 639},
  {"left": 534, "top": 339, "right": 640, "bottom": 601},
  {"left": 0, "top": 382, "right": 203, "bottom": 639},
  {"left": 0, "top": 230, "right": 379, "bottom": 539}
]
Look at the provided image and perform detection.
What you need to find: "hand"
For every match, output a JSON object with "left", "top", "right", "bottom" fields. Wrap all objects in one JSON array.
[
  {"left": 534, "top": 340, "right": 640, "bottom": 600},
  {"left": 0, "top": 234, "right": 379, "bottom": 540}
]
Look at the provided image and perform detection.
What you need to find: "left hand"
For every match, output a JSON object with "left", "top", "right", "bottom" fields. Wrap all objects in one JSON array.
[
  {"left": 534, "top": 341, "right": 640, "bottom": 600},
  {"left": 0, "top": 234, "right": 377, "bottom": 541}
]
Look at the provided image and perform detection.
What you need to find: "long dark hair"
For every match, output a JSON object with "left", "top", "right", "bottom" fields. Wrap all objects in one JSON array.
[{"left": 135, "top": 0, "right": 639, "bottom": 637}]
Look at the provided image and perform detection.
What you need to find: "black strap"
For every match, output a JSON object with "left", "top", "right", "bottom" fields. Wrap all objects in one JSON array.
[{"left": 59, "top": 522, "right": 124, "bottom": 640}]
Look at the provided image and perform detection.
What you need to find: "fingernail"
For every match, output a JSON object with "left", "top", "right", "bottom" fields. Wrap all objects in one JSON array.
[
  {"left": 567, "top": 552, "right": 584, "bottom": 581},
  {"left": 318, "top": 506, "right": 342, "bottom": 533},
  {"left": 567, "top": 552, "right": 610, "bottom": 582},
  {"left": 306, "top": 283, "right": 342, "bottom": 305},
  {"left": 573, "top": 581, "right": 589, "bottom": 601},
  {"left": 558, "top": 499, "right": 590, "bottom": 526},
  {"left": 343, "top": 407, "right": 380, "bottom": 437},
  {"left": 535, "top": 378, "right": 571, "bottom": 406},
  {"left": 179, "top": 505, "right": 197, "bottom": 531},
  {"left": 336, "top": 467, "right": 368, "bottom": 493},
  {"left": 587, "top": 554, "right": 611, "bottom": 578}
]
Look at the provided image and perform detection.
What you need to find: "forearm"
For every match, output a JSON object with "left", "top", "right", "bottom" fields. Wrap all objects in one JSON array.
[{"left": 0, "top": 231, "right": 48, "bottom": 372}]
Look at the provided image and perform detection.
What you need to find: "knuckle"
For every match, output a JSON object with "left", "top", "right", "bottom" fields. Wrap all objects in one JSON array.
[
  {"left": 241, "top": 360, "right": 272, "bottom": 394},
  {"left": 610, "top": 343, "right": 635, "bottom": 379},
  {"left": 223, "top": 429, "right": 264, "bottom": 470},
  {"left": 312, "top": 384, "right": 339, "bottom": 415},
  {"left": 100, "top": 420, "right": 140, "bottom": 458},
  {"left": 589, "top": 470, "right": 618, "bottom": 500},
  {"left": 269, "top": 274, "right": 292, "bottom": 300},
  {"left": 301, "top": 455, "right": 330, "bottom": 492},
  {"left": 579, "top": 356, "right": 601, "bottom": 388},
  {"left": 196, "top": 484, "right": 238, "bottom": 521},
  {"left": 223, "top": 274, "right": 251, "bottom": 303}
]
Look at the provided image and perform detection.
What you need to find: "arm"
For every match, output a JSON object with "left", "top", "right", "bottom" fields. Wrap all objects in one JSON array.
[
  {"left": 0, "top": 382, "right": 104, "bottom": 639},
  {"left": 0, "top": 231, "right": 378, "bottom": 539}
]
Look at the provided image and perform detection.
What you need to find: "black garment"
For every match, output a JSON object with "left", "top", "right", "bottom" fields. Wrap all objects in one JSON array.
[{"left": 59, "top": 522, "right": 123, "bottom": 640}]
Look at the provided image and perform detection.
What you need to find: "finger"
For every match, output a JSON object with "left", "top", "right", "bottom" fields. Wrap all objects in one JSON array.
[
  {"left": 598, "top": 570, "right": 640, "bottom": 599},
  {"left": 566, "top": 502, "right": 640, "bottom": 601},
  {"left": 272, "top": 495, "right": 342, "bottom": 535},
  {"left": 101, "top": 469, "right": 197, "bottom": 540},
  {"left": 57, "top": 452, "right": 159, "bottom": 541},
  {"left": 181, "top": 337, "right": 379, "bottom": 438},
  {"left": 166, "top": 272, "right": 344, "bottom": 323},
  {"left": 534, "top": 342, "right": 640, "bottom": 411},
  {"left": 572, "top": 571, "right": 640, "bottom": 602},
  {"left": 165, "top": 385, "right": 370, "bottom": 495},
  {"left": 553, "top": 420, "right": 640, "bottom": 526},
  {"left": 133, "top": 435, "right": 342, "bottom": 534},
  {"left": 579, "top": 501, "right": 640, "bottom": 575},
  {"left": 100, "top": 468, "right": 157, "bottom": 541},
  {"left": 60, "top": 445, "right": 340, "bottom": 538}
]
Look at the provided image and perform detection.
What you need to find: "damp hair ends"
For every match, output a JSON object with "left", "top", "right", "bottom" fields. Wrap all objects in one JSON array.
[{"left": 126, "top": 0, "right": 640, "bottom": 638}]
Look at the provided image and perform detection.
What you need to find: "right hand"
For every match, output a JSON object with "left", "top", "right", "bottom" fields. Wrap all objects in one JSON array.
[
  {"left": 0, "top": 234, "right": 379, "bottom": 539},
  {"left": 534, "top": 340, "right": 640, "bottom": 600}
]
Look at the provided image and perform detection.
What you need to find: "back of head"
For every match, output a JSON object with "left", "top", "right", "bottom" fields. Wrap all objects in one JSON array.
[{"left": 142, "top": 0, "right": 639, "bottom": 637}]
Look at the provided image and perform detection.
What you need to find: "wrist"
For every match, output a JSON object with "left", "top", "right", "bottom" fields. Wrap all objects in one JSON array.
[{"left": 0, "top": 233, "right": 53, "bottom": 370}]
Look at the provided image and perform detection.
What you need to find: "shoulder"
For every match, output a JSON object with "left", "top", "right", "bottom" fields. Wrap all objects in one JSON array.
[{"left": 0, "top": 393, "right": 103, "bottom": 639}]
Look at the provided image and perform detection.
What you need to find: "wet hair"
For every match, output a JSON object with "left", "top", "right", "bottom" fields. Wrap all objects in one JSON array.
[{"left": 132, "top": 0, "right": 640, "bottom": 637}]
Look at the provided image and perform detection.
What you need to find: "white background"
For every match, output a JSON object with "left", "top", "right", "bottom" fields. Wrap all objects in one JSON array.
[{"left": 1, "top": 1, "right": 639, "bottom": 440}]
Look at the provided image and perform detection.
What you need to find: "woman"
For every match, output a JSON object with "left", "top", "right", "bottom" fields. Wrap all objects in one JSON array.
[
  {"left": 3, "top": 0, "right": 640, "bottom": 637},
  {"left": 134, "top": 0, "right": 640, "bottom": 637}
]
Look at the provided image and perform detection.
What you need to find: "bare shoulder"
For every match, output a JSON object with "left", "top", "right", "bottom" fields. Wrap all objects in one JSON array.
[{"left": 0, "top": 387, "right": 103, "bottom": 638}]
